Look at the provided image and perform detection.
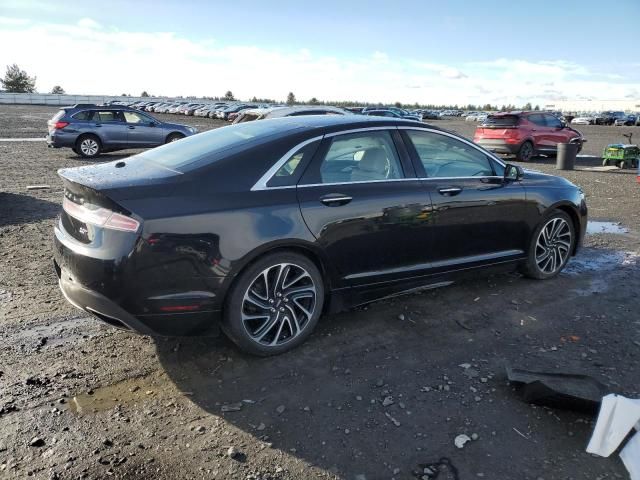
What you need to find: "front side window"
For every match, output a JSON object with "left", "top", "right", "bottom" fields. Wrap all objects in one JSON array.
[
  {"left": 544, "top": 114, "right": 562, "bottom": 128},
  {"left": 123, "top": 111, "right": 147, "bottom": 123},
  {"left": 406, "top": 130, "right": 495, "bottom": 178},
  {"left": 318, "top": 131, "right": 403, "bottom": 184}
]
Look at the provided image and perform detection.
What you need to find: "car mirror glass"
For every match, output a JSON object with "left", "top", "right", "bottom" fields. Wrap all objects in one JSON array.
[{"left": 504, "top": 163, "right": 524, "bottom": 181}]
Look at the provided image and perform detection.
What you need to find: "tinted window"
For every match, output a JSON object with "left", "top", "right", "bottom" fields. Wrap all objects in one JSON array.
[
  {"left": 544, "top": 114, "right": 562, "bottom": 128},
  {"left": 95, "top": 111, "right": 123, "bottom": 122},
  {"left": 318, "top": 131, "right": 403, "bottom": 184},
  {"left": 133, "top": 121, "right": 304, "bottom": 171},
  {"left": 483, "top": 115, "right": 519, "bottom": 127},
  {"left": 267, "top": 141, "right": 319, "bottom": 187},
  {"left": 527, "top": 114, "right": 546, "bottom": 126},
  {"left": 406, "top": 130, "right": 494, "bottom": 178},
  {"left": 72, "top": 110, "right": 92, "bottom": 121}
]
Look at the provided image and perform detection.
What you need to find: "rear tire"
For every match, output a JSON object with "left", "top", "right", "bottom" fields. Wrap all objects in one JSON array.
[
  {"left": 222, "top": 252, "right": 325, "bottom": 356},
  {"left": 166, "top": 133, "right": 184, "bottom": 143},
  {"left": 516, "top": 141, "right": 534, "bottom": 162},
  {"left": 521, "top": 210, "right": 575, "bottom": 280},
  {"left": 75, "top": 135, "right": 101, "bottom": 158}
]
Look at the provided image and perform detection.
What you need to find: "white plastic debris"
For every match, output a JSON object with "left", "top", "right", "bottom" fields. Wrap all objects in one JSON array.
[
  {"left": 454, "top": 434, "right": 471, "bottom": 449},
  {"left": 586, "top": 394, "right": 640, "bottom": 480}
]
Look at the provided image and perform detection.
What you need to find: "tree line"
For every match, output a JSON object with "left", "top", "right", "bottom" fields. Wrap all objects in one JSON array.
[{"left": 0, "top": 64, "right": 541, "bottom": 111}]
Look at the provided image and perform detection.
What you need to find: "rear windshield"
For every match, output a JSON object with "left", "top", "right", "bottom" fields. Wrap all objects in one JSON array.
[
  {"left": 482, "top": 115, "right": 519, "bottom": 127},
  {"left": 134, "top": 120, "right": 302, "bottom": 171}
]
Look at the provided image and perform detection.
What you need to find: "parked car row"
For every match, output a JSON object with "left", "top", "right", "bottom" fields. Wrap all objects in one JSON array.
[{"left": 570, "top": 111, "right": 639, "bottom": 126}]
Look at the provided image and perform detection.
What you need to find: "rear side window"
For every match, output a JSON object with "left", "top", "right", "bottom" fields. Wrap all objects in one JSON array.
[
  {"left": 94, "top": 111, "right": 123, "bottom": 122},
  {"left": 483, "top": 115, "right": 519, "bottom": 127},
  {"left": 51, "top": 110, "right": 65, "bottom": 122},
  {"left": 267, "top": 141, "right": 319, "bottom": 187},
  {"left": 72, "top": 111, "right": 92, "bottom": 121}
]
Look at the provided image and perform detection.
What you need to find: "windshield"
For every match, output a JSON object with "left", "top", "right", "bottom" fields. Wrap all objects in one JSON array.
[{"left": 133, "top": 120, "right": 302, "bottom": 171}]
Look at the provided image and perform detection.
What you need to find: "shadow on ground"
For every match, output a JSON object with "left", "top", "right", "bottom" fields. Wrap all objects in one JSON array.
[
  {"left": 0, "top": 192, "right": 61, "bottom": 226},
  {"left": 154, "top": 248, "right": 636, "bottom": 478}
]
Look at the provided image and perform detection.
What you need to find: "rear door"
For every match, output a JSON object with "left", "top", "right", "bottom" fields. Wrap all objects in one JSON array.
[
  {"left": 401, "top": 128, "right": 528, "bottom": 271},
  {"left": 123, "top": 111, "right": 165, "bottom": 147},
  {"left": 297, "top": 128, "right": 433, "bottom": 287},
  {"left": 92, "top": 110, "right": 128, "bottom": 147}
]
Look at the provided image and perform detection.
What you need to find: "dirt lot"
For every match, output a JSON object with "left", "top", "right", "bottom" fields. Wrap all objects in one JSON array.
[{"left": 1, "top": 105, "right": 639, "bottom": 480}]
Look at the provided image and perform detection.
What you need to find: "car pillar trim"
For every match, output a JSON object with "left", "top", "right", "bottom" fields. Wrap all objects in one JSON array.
[{"left": 250, "top": 135, "right": 324, "bottom": 191}]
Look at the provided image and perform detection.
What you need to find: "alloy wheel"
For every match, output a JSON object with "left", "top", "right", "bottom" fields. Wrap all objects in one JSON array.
[
  {"left": 80, "top": 138, "right": 99, "bottom": 156},
  {"left": 241, "top": 263, "right": 317, "bottom": 346},
  {"left": 535, "top": 217, "right": 572, "bottom": 274}
]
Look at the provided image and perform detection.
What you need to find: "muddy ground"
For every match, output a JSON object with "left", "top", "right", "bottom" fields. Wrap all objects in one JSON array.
[{"left": 1, "top": 105, "right": 639, "bottom": 480}]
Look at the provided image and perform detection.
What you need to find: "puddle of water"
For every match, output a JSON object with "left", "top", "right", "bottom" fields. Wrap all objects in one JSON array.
[
  {"left": 8, "top": 316, "right": 99, "bottom": 349},
  {"left": 586, "top": 221, "right": 629, "bottom": 235},
  {"left": 564, "top": 249, "right": 639, "bottom": 276},
  {"left": 69, "top": 375, "right": 173, "bottom": 414}
]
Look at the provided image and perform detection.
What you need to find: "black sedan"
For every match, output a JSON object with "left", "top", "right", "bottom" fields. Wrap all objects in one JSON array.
[{"left": 54, "top": 116, "right": 587, "bottom": 355}]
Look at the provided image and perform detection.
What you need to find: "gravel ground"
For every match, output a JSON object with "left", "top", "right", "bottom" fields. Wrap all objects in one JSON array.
[{"left": 1, "top": 105, "right": 639, "bottom": 480}]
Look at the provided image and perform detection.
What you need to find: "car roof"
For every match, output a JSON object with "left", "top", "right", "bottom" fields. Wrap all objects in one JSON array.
[{"left": 248, "top": 114, "right": 435, "bottom": 137}]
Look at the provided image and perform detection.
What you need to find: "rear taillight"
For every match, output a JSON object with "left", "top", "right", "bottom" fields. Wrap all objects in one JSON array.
[
  {"left": 63, "top": 197, "right": 140, "bottom": 232},
  {"left": 54, "top": 121, "right": 69, "bottom": 130}
]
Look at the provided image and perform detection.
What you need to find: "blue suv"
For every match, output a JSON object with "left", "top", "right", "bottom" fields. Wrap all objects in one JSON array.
[{"left": 47, "top": 104, "right": 197, "bottom": 158}]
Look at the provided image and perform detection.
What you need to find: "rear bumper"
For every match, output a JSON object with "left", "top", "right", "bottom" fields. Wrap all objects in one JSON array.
[
  {"left": 46, "top": 131, "right": 76, "bottom": 149},
  {"left": 55, "top": 260, "right": 221, "bottom": 336},
  {"left": 475, "top": 139, "right": 520, "bottom": 154}
]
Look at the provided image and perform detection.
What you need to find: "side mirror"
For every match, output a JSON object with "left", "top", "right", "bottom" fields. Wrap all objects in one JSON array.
[
  {"left": 504, "top": 163, "right": 524, "bottom": 182},
  {"left": 148, "top": 121, "right": 157, "bottom": 127}
]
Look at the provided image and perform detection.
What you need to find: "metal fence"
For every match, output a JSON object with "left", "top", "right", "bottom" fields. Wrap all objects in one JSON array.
[{"left": 0, "top": 93, "right": 166, "bottom": 105}]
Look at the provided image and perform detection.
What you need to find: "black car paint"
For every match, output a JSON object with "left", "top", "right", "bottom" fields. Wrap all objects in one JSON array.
[{"left": 53, "top": 116, "right": 587, "bottom": 336}]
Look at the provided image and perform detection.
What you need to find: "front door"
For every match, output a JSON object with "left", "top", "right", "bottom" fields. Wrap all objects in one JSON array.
[
  {"left": 297, "top": 129, "right": 433, "bottom": 287},
  {"left": 401, "top": 128, "right": 528, "bottom": 272},
  {"left": 123, "top": 111, "right": 166, "bottom": 147}
]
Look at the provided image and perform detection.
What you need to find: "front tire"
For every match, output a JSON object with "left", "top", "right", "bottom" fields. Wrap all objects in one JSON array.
[
  {"left": 222, "top": 252, "right": 325, "bottom": 356},
  {"left": 166, "top": 133, "right": 184, "bottom": 143},
  {"left": 76, "top": 135, "right": 101, "bottom": 158},
  {"left": 516, "top": 141, "right": 534, "bottom": 162},
  {"left": 521, "top": 210, "right": 575, "bottom": 279}
]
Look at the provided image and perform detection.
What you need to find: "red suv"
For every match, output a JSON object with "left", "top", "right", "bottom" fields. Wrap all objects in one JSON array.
[{"left": 473, "top": 111, "right": 585, "bottom": 162}]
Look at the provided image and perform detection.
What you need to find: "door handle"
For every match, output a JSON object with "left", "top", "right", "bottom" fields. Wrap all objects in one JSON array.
[
  {"left": 128, "top": 126, "right": 135, "bottom": 129},
  {"left": 94, "top": 124, "right": 102, "bottom": 127},
  {"left": 320, "top": 194, "right": 352, "bottom": 206},
  {"left": 438, "top": 187, "right": 462, "bottom": 196}
]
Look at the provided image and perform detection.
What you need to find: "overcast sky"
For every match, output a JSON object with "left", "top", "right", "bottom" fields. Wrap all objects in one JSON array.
[{"left": 1, "top": 0, "right": 639, "bottom": 105}]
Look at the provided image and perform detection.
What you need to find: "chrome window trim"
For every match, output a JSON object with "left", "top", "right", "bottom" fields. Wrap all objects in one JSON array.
[
  {"left": 324, "top": 126, "right": 396, "bottom": 137},
  {"left": 252, "top": 125, "right": 508, "bottom": 191},
  {"left": 397, "top": 126, "right": 507, "bottom": 168},
  {"left": 251, "top": 135, "right": 324, "bottom": 191}
]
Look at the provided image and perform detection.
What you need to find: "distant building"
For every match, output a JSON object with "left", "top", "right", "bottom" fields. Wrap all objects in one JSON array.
[{"left": 544, "top": 99, "right": 640, "bottom": 113}]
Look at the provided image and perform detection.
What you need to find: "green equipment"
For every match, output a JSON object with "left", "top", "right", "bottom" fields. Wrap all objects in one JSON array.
[{"left": 602, "top": 133, "right": 640, "bottom": 169}]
